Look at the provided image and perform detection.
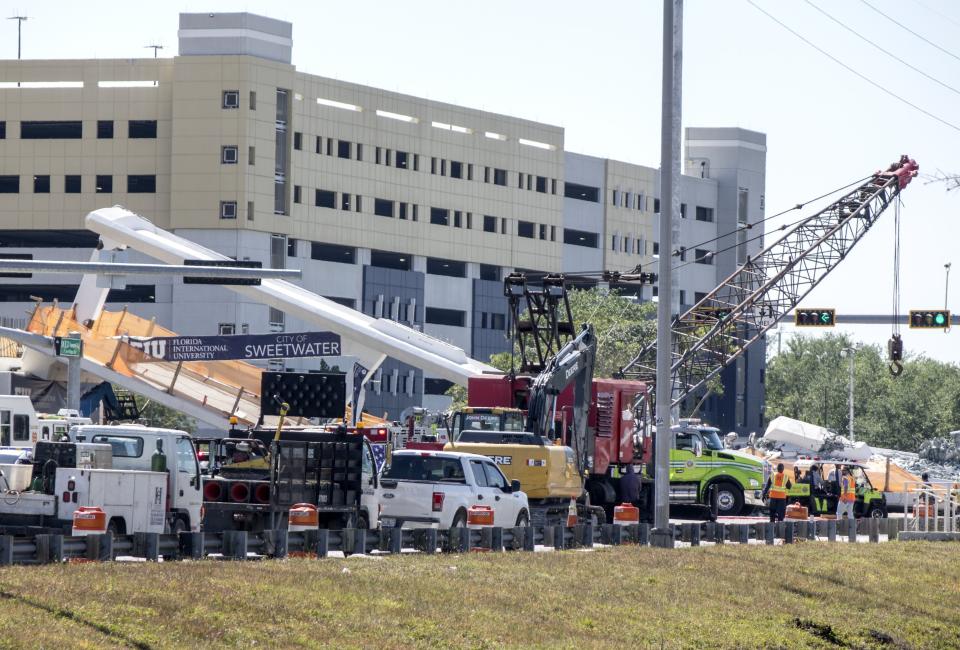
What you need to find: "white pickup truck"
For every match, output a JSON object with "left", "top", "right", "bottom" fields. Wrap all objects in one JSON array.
[{"left": 378, "top": 450, "right": 530, "bottom": 529}]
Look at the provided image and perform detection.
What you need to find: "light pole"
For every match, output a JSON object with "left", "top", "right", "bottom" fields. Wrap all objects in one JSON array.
[
  {"left": 841, "top": 346, "right": 857, "bottom": 442},
  {"left": 945, "top": 263, "right": 952, "bottom": 311},
  {"left": 7, "top": 15, "right": 28, "bottom": 60}
]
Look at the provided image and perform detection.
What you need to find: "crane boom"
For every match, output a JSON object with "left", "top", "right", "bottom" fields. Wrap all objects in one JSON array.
[{"left": 620, "top": 155, "right": 919, "bottom": 408}]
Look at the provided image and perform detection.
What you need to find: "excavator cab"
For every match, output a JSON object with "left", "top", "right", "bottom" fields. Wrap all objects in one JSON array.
[{"left": 449, "top": 407, "right": 526, "bottom": 442}]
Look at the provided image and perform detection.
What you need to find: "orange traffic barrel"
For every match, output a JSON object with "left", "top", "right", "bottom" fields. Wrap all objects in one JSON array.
[
  {"left": 467, "top": 504, "right": 495, "bottom": 527},
  {"left": 613, "top": 502, "right": 640, "bottom": 526},
  {"left": 566, "top": 498, "right": 578, "bottom": 527},
  {"left": 72, "top": 506, "right": 108, "bottom": 536},
  {"left": 288, "top": 503, "right": 320, "bottom": 532}
]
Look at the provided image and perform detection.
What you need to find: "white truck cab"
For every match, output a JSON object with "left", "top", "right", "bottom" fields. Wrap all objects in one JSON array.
[
  {"left": 70, "top": 425, "right": 203, "bottom": 533},
  {"left": 0, "top": 395, "right": 39, "bottom": 449}
]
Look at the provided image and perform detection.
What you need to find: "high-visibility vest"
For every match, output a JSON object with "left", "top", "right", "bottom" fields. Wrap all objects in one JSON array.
[
  {"left": 769, "top": 472, "right": 787, "bottom": 499},
  {"left": 841, "top": 476, "right": 857, "bottom": 502}
]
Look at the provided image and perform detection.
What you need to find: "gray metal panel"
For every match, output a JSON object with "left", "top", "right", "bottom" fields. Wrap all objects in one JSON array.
[
  {"left": 471, "top": 278, "right": 511, "bottom": 363},
  {"left": 178, "top": 12, "right": 292, "bottom": 64}
]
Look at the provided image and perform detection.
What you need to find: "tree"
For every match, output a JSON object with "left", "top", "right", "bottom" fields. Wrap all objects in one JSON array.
[
  {"left": 132, "top": 393, "right": 198, "bottom": 433},
  {"left": 764, "top": 333, "right": 960, "bottom": 451},
  {"left": 448, "top": 287, "right": 657, "bottom": 409}
]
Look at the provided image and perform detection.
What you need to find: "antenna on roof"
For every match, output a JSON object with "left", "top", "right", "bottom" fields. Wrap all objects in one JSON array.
[
  {"left": 145, "top": 44, "right": 163, "bottom": 58},
  {"left": 7, "top": 15, "right": 29, "bottom": 60}
]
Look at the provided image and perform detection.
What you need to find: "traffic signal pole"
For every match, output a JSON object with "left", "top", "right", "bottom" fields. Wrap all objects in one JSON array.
[{"left": 652, "top": 0, "right": 683, "bottom": 548}]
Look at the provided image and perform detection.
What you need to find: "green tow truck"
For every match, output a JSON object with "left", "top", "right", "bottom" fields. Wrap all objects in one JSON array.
[
  {"left": 784, "top": 460, "right": 888, "bottom": 518},
  {"left": 668, "top": 420, "right": 768, "bottom": 517}
]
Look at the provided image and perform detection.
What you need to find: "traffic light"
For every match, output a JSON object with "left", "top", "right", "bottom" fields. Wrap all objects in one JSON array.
[
  {"left": 909, "top": 310, "right": 950, "bottom": 329},
  {"left": 795, "top": 308, "right": 836, "bottom": 327}
]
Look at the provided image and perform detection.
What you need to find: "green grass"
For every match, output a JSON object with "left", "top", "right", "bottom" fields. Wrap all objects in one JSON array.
[{"left": 0, "top": 542, "right": 958, "bottom": 649}]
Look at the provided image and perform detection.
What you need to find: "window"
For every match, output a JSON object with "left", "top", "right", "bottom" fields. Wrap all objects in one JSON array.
[
  {"left": 293, "top": 132, "right": 302, "bottom": 150},
  {"left": 247, "top": 201, "right": 254, "bottom": 221},
  {"left": 680, "top": 290, "right": 687, "bottom": 305},
  {"left": 248, "top": 145, "right": 256, "bottom": 165},
  {"left": 501, "top": 218, "right": 507, "bottom": 234},
  {"left": 430, "top": 207, "right": 449, "bottom": 226},
  {"left": 654, "top": 198, "right": 661, "bottom": 213},
  {"left": 176, "top": 437, "right": 199, "bottom": 483},
  {"left": 695, "top": 292, "right": 708, "bottom": 303},
  {"left": 517, "top": 221, "right": 535, "bottom": 238},
  {"left": 355, "top": 195, "right": 362, "bottom": 212},
  {"left": 398, "top": 202, "right": 408, "bottom": 220},
  {"left": 338, "top": 140, "right": 351, "bottom": 159},
  {"left": 0, "top": 176, "right": 17, "bottom": 193},
  {"left": 97, "top": 120, "right": 114, "bottom": 139},
  {"left": 0, "top": 121, "right": 4, "bottom": 139},
  {"left": 127, "top": 175, "right": 156, "bottom": 193},
  {"left": 425, "top": 307, "right": 465, "bottom": 327},
  {"left": 680, "top": 203, "right": 687, "bottom": 219},
  {"left": 518, "top": 172, "right": 525, "bottom": 189},
  {"left": 490, "top": 313, "right": 506, "bottom": 330},
  {"left": 653, "top": 241, "right": 659, "bottom": 255},
  {"left": 311, "top": 242, "right": 356, "bottom": 264},
  {"left": 375, "top": 198, "right": 394, "bottom": 218},
  {"left": 539, "top": 224, "right": 547, "bottom": 240},
  {"left": 341, "top": 193, "right": 351, "bottom": 211},
  {"left": 564, "top": 182, "right": 599, "bottom": 202},
  {"left": 483, "top": 462, "right": 509, "bottom": 490},
  {"left": 91, "top": 435, "right": 144, "bottom": 458},
  {"left": 249, "top": 90, "right": 257, "bottom": 110},
  {"left": 480, "top": 264, "right": 499, "bottom": 281},
  {"left": 95, "top": 175, "right": 112, "bottom": 193},
  {"left": 389, "top": 150, "right": 406, "bottom": 169},
  {"left": 384, "top": 455, "right": 465, "bottom": 483},
  {"left": 356, "top": 143, "right": 363, "bottom": 161},
  {"left": 536, "top": 176, "right": 547, "bottom": 193},
  {"left": 450, "top": 160, "right": 463, "bottom": 179},
  {"left": 221, "top": 145, "right": 238, "bottom": 164},
  {"left": 738, "top": 189, "right": 749, "bottom": 224},
  {"left": 293, "top": 185, "right": 302, "bottom": 204},
  {"left": 222, "top": 90, "right": 240, "bottom": 108},
  {"left": 64, "top": 175, "right": 81, "bottom": 193},
  {"left": 370, "top": 250, "right": 411, "bottom": 271},
  {"left": 12, "top": 414, "right": 29, "bottom": 442},
  {"left": 412, "top": 205, "right": 419, "bottom": 221},
  {"left": 413, "top": 154, "right": 420, "bottom": 171},
  {"left": 385, "top": 149, "right": 392, "bottom": 166},
  {"left": 315, "top": 189, "right": 336, "bottom": 208},
  {"left": 550, "top": 226, "right": 556, "bottom": 242},
  {"left": 696, "top": 206, "right": 714, "bottom": 222},
  {"left": 424, "top": 378, "right": 453, "bottom": 395},
  {"left": 326, "top": 138, "right": 333, "bottom": 156},
  {"left": 220, "top": 201, "right": 237, "bottom": 219},
  {"left": 218, "top": 323, "right": 235, "bottom": 335},
  {"left": 679, "top": 247, "right": 687, "bottom": 261},
  {"left": 287, "top": 238, "right": 298, "bottom": 257},
  {"left": 493, "top": 168, "right": 507, "bottom": 186},
  {"left": 21, "top": 121, "right": 82, "bottom": 139},
  {"left": 467, "top": 164, "right": 473, "bottom": 181},
  {"left": 563, "top": 228, "right": 598, "bottom": 248},
  {"left": 695, "top": 249, "right": 713, "bottom": 264},
  {"left": 612, "top": 189, "right": 619, "bottom": 206},
  {"left": 483, "top": 215, "right": 497, "bottom": 233},
  {"left": 426, "top": 257, "right": 466, "bottom": 277},
  {"left": 128, "top": 120, "right": 157, "bottom": 138},
  {"left": 453, "top": 211, "right": 462, "bottom": 228},
  {"left": 33, "top": 175, "right": 50, "bottom": 193}
]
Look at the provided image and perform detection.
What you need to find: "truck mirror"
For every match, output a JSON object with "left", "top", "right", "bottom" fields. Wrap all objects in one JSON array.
[
  {"left": 693, "top": 439, "right": 703, "bottom": 457},
  {"left": 510, "top": 479, "right": 522, "bottom": 493}
]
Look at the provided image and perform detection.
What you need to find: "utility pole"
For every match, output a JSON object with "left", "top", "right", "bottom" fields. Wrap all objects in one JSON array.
[
  {"left": 945, "top": 263, "right": 952, "bottom": 311},
  {"left": 7, "top": 15, "right": 28, "bottom": 60},
  {"left": 841, "top": 346, "right": 857, "bottom": 442},
  {"left": 652, "top": 0, "right": 683, "bottom": 549},
  {"left": 65, "top": 332, "right": 83, "bottom": 412}
]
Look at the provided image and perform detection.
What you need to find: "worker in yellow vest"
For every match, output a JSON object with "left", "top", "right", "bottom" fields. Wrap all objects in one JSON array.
[
  {"left": 836, "top": 466, "right": 857, "bottom": 520},
  {"left": 763, "top": 462, "right": 792, "bottom": 523}
]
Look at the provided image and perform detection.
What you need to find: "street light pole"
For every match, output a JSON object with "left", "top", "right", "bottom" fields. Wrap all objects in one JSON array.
[
  {"left": 945, "top": 262, "right": 952, "bottom": 311},
  {"left": 7, "top": 15, "right": 28, "bottom": 60},
  {"left": 841, "top": 346, "right": 857, "bottom": 442}
]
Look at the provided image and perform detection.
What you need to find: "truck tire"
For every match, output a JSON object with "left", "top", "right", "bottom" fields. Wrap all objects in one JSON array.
[
  {"left": 107, "top": 517, "right": 125, "bottom": 537},
  {"left": 357, "top": 512, "right": 370, "bottom": 530},
  {"left": 868, "top": 504, "right": 888, "bottom": 519},
  {"left": 171, "top": 516, "right": 188, "bottom": 535},
  {"left": 515, "top": 510, "right": 529, "bottom": 527},
  {"left": 451, "top": 509, "right": 468, "bottom": 528},
  {"left": 713, "top": 482, "right": 744, "bottom": 517}
]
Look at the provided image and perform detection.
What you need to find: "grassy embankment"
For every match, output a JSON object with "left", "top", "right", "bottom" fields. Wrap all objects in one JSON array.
[{"left": 0, "top": 542, "right": 957, "bottom": 649}]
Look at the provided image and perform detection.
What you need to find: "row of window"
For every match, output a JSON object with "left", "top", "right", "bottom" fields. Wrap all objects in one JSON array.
[
  {"left": 294, "top": 133, "right": 560, "bottom": 195},
  {"left": 609, "top": 189, "right": 715, "bottom": 223},
  {"left": 0, "top": 120, "right": 157, "bottom": 140},
  {"left": 0, "top": 284, "right": 156, "bottom": 303},
  {"left": 293, "top": 240, "right": 499, "bottom": 281},
  {"left": 517, "top": 220, "right": 557, "bottom": 242},
  {"left": 0, "top": 174, "right": 155, "bottom": 194}
]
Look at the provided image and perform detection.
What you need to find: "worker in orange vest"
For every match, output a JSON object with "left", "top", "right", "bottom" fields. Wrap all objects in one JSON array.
[
  {"left": 763, "top": 462, "right": 792, "bottom": 523},
  {"left": 836, "top": 466, "right": 857, "bottom": 520}
]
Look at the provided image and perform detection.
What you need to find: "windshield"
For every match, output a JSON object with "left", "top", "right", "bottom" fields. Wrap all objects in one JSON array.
[{"left": 701, "top": 430, "right": 724, "bottom": 451}]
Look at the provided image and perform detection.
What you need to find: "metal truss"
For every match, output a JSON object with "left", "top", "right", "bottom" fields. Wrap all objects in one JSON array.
[
  {"left": 620, "top": 156, "right": 919, "bottom": 408},
  {"left": 505, "top": 273, "right": 575, "bottom": 373}
]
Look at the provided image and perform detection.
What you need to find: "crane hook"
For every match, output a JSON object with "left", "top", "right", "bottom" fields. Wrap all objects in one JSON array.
[{"left": 888, "top": 360, "right": 903, "bottom": 377}]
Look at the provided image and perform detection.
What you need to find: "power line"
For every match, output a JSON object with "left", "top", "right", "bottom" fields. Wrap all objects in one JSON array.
[
  {"left": 858, "top": 0, "right": 960, "bottom": 63},
  {"left": 804, "top": 0, "right": 960, "bottom": 97},
  {"left": 908, "top": 0, "right": 960, "bottom": 30},
  {"left": 745, "top": 0, "right": 960, "bottom": 133}
]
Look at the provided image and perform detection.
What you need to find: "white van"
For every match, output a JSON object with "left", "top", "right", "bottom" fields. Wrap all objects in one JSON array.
[{"left": 0, "top": 395, "right": 39, "bottom": 449}]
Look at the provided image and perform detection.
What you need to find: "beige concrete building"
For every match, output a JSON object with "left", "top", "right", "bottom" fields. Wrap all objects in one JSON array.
[{"left": 0, "top": 12, "right": 767, "bottom": 430}]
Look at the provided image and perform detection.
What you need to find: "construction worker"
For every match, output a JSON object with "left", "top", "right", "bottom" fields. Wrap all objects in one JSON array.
[
  {"left": 763, "top": 462, "right": 792, "bottom": 523},
  {"left": 619, "top": 463, "right": 640, "bottom": 505},
  {"left": 836, "top": 466, "right": 857, "bottom": 520}
]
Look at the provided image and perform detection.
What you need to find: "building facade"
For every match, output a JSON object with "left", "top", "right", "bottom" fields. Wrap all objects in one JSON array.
[{"left": 0, "top": 13, "right": 766, "bottom": 433}]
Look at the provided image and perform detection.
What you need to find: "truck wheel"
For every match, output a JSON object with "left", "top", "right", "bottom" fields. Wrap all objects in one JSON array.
[
  {"left": 171, "top": 517, "right": 188, "bottom": 535},
  {"left": 357, "top": 513, "right": 370, "bottom": 530},
  {"left": 451, "top": 509, "right": 468, "bottom": 528},
  {"left": 515, "top": 510, "right": 529, "bottom": 527},
  {"left": 713, "top": 482, "right": 744, "bottom": 517},
  {"left": 868, "top": 504, "right": 888, "bottom": 519},
  {"left": 107, "top": 518, "right": 125, "bottom": 537}
]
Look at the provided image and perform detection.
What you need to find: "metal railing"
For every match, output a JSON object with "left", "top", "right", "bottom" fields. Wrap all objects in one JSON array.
[{"left": 902, "top": 480, "right": 959, "bottom": 533}]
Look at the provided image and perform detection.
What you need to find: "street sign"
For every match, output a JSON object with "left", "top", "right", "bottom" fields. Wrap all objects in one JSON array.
[
  {"left": 54, "top": 336, "right": 83, "bottom": 358},
  {"left": 183, "top": 259, "right": 263, "bottom": 285},
  {"left": 909, "top": 309, "right": 950, "bottom": 329},
  {"left": 795, "top": 308, "right": 836, "bottom": 327},
  {"left": 126, "top": 331, "right": 342, "bottom": 362}
]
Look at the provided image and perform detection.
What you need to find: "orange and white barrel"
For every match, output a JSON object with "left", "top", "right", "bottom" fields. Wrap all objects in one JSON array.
[
  {"left": 566, "top": 499, "right": 578, "bottom": 527},
  {"left": 72, "top": 506, "right": 108, "bottom": 537},
  {"left": 288, "top": 503, "right": 320, "bottom": 532},
  {"left": 613, "top": 502, "right": 640, "bottom": 526}
]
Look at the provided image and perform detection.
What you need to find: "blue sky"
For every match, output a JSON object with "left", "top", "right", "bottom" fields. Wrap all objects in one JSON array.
[{"left": 3, "top": 0, "right": 958, "bottom": 361}]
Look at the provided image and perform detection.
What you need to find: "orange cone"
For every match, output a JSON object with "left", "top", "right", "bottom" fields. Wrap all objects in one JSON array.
[{"left": 566, "top": 499, "right": 578, "bottom": 527}]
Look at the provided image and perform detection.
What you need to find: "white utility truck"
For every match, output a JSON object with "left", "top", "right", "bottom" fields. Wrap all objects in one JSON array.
[
  {"left": 69, "top": 424, "right": 203, "bottom": 533},
  {"left": 378, "top": 450, "right": 529, "bottom": 529}
]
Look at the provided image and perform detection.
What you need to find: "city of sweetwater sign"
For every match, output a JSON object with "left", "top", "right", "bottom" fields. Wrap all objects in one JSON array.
[{"left": 126, "top": 332, "right": 341, "bottom": 362}]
